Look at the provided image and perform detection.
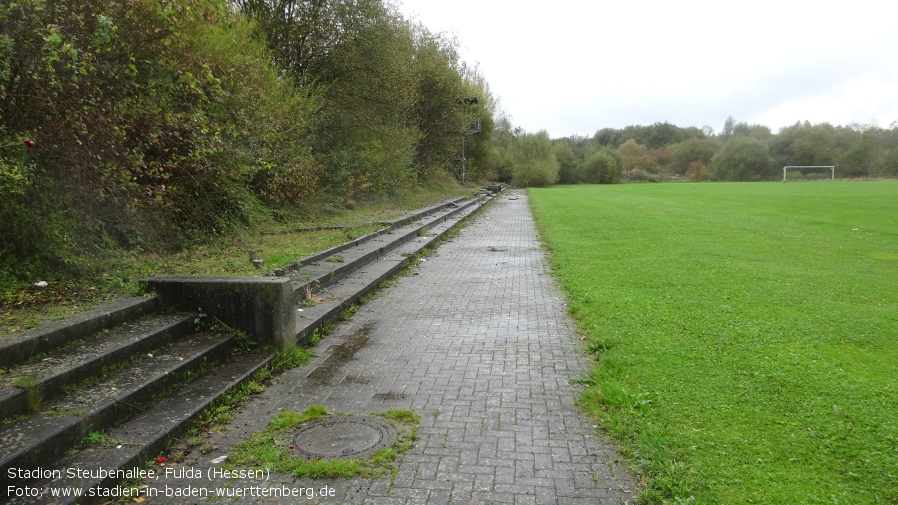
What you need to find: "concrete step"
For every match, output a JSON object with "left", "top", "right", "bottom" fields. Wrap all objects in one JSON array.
[
  {"left": 2, "top": 351, "right": 274, "bottom": 505},
  {"left": 0, "top": 331, "right": 237, "bottom": 490},
  {"left": 0, "top": 297, "right": 159, "bottom": 370},
  {"left": 295, "top": 194, "right": 490, "bottom": 344},
  {"left": 141, "top": 194, "right": 493, "bottom": 348},
  {"left": 376, "top": 195, "right": 469, "bottom": 228},
  {"left": 273, "top": 196, "right": 469, "bottom": 275},
  {"left": 0, "top": 312, "right": 194, "bottom": 423},
  {"left": 289, "top": 196, "right": 484, "bottom": 299},
  {"left": 0, "top": 190, "right": 498, "bottom": 503}
]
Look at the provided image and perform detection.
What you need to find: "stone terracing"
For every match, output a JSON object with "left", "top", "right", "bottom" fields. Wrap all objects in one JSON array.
[{"left": 1, "top": 191, "right": 494, "bottom": 504}]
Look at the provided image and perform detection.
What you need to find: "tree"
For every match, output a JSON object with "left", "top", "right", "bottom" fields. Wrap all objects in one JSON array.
[
  {"left": 729, "top": 121, "right": 772, "bottom": 140},
  {"left": 670, "top": 138, "right": 721, "bottom": 174},
  {"left": 616, "top": 139, "right": 654, "bottom": 173},
  {"left": 455, "top": 62, "right": 497, "bottom": 182},
  {"left": 648, "top": 146, "right": 674, "bottom": 173},
  {"left": 711, "top": 137, "right": 772, "bottom": 181},
  {"left": 313, "top": 7, "right": 422, "bottom": 195},
  {"left": 236, "top": 1, "right": 496, "bottom": 191},
  {"left": 747, "top": 125, "right": 773, "bottom": 141},
  {"left": 553, "top": 140, "right": 578, "bottom": 184},
  {"left": 721, "top": 115, "right": 736, "bottom": 140},
  {"left": 235, "top": 0, "right": 382, "bottom": 84},
  {"left": 487, "top": 113, "right": 517, "bottom": 182},
  {"left": 0, "top": 0, "right": 323, "bottom": 280},
  {"left": 511, "top": 131, "right": 558, "bottom": 187},
  {"left": 593, "top": 127, "right": 623, "bottom": 148},
  {"left": 840, "top": 129, "right": 880, "bottom": 178},
  {"left": 643, "top": 121, "right": 690, "bottom": 149},
  {"left": 768, "top": 122, "right": 836, "bottom": 177},
  {"left": 580, "top": 149, "right": 621, "bottom": 184},
  {"left": 406, "top": 29, "right": 466, "bottom": 177}
]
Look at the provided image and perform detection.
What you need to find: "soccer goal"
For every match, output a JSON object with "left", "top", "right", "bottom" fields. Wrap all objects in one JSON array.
[{"left": 783, "top": 165, "right": 835, "bottom": 182}]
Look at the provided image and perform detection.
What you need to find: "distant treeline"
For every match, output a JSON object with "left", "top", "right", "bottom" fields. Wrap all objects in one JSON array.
[
  {"left": 502, "top": 118, "right": 898, "bottom": 186},
  {"left": 0, "top": 0, "right": 499, "bottom": 282}
]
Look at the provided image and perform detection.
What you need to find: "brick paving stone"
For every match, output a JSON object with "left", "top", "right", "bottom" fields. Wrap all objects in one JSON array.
[{"left": 143, "top": 190, "right": 636, "bottom": 504}]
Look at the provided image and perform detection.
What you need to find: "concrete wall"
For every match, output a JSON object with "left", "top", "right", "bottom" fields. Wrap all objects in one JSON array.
[{"left": 143, "top": 276, "right": 295, "bottom": 348}]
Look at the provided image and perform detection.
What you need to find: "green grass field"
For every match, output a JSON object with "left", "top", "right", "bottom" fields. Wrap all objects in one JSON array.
[{"left": 528, "top": 182, "right": 898, "bottom": 504}]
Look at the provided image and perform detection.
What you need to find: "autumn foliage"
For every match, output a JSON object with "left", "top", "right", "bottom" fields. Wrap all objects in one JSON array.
[{"left": 0, "top": 0, "right": 495, "bottom": 283}]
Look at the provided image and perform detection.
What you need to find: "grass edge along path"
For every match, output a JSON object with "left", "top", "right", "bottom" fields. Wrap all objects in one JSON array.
[
  {"left": 528, "top": 182, "right": 898, "bottom": 504},
  {"left": 228, "top": 406, "right": 420, "bottom": 480}
]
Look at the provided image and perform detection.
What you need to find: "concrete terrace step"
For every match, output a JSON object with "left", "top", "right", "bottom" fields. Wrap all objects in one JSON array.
[
  {"left": 0, "top": 189, "right": 498, "bottom": 503},
  {"left": 269, "top": 196, "right": 468, "bottom": 276},
  {"left": 288, "top": 196, "right": 483, "bottom": 298},
  {"left": 3, "top": 352, "right": 273, "bottom": 505},
  {"left": 144, "top": 194, "right": 490, "bottom": 347},
  {"left": 0, "top": 313, "right": 194, "bottom": 423},
  {"left": 294, "top": 194, "right": 489, "bottom": 344},
  {"left": 141, "top": 195, "right": 491, "bottom": 349},
  {"left": 0, "top": 331, "right": 237, "bottom": 490},
  {"left": 0, "top": 297, "right": 159, "bottom": 370},
  {"left": 376, "top": 196, "right": 468, "bottom": 228}
]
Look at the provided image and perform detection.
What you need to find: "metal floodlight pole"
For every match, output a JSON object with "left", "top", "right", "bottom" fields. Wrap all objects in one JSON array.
[
  {"left": 457, "top": 97, "right": 479, "bottom": 187},
  {"left": 462, "top": 135, "right": 467, "bottom": 187}
]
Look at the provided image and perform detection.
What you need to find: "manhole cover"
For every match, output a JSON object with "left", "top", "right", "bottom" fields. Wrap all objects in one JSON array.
[{"left": 293, "top": 416, "right": 397, "bottom": 459}]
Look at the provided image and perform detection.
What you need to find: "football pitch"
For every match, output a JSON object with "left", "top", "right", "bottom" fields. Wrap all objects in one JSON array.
[{"left": 528, "top": 181, "right": 898, "bottom": 504}]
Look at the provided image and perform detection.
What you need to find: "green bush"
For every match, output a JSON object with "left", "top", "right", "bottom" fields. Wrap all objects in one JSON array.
[
  {"left": 683, "top": 161, "right": 709, "bottom": 181},
  {"left": 511, "top": 131, "right": 558, "bottom": 187},
  {"left": 580, "top": 149, "right": 621, "bottom": 184},
  {"left": 625, "top": 169, "right": 663, "bottom": 183},
  {"left": 0, "top": 0, "right": 497, "bottom": 283},
  {"left": 512, "top": 160, "right": 558, "bottom": 187},
  {"left": 710, "top": 137, "right": 772, "bottom": 181},
  {"left": 0, "top": 0, "right": 321, "bottom": 281}
]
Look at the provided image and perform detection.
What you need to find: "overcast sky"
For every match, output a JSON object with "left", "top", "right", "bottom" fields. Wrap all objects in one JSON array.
[{"left": 396, "top": 0, "right": 898, "bottom": 139}]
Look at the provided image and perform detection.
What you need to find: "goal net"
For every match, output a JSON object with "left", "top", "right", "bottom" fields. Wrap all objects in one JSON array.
[{"left": 782, "top": 165, "right": 834, "bottom": 182}]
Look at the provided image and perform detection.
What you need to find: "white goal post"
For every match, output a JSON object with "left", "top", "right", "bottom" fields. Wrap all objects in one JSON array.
[{"left": 783, "top": 165, "right": 835, "bottom": 182}]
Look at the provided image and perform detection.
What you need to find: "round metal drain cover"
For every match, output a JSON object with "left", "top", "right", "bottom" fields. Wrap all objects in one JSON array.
[{"left": 293, "top": 416, "right": 397, "bottom": 459}]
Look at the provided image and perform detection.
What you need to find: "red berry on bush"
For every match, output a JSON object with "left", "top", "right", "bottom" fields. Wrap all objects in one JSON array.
[{"left": 24, "top": 139, "right": 35, "bottom": 148}]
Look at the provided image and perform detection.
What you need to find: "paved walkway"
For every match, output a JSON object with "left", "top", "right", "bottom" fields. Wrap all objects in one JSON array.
[{"left": 152, "top": 190, "right": 636, "bottom": 504}]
